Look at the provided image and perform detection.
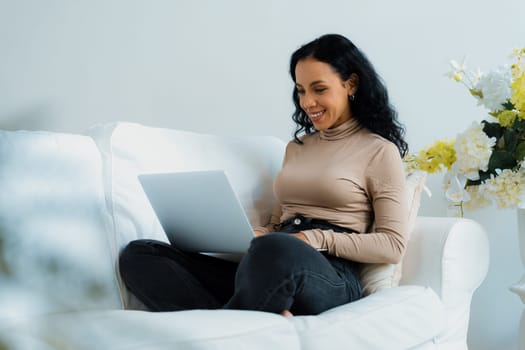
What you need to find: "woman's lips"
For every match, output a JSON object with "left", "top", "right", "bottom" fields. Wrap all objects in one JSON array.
[{"left": 309, "top": 110, "right": 325, "bottom": 122}]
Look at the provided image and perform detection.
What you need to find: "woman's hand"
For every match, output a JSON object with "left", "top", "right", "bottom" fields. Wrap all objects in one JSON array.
[
  {"left": 253, "top": 229, "right": 308, "bottom": 244},
  {"left": 253, "top": 228, "right": 268, "bottom": 237},
  {"left": 291, "top": 232, "right": 308, "bottom": 243}
]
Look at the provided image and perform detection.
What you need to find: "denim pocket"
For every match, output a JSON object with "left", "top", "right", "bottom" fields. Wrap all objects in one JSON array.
[{"left": 324, "top": 255, "right": 362, "bottom": 300}]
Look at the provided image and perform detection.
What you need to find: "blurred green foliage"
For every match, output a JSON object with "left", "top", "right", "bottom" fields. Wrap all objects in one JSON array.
[{"left": 0, "top": 236, "right": 10, "bottom": 276}]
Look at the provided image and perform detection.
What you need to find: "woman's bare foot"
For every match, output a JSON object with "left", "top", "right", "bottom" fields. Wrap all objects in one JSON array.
[{"left": 280, "top": 310, "right": 293, "bottom": 317}]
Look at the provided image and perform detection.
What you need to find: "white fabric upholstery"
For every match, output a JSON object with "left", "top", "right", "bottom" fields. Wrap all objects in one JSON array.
[
  {"left": 0, "top": 124, "right": 490, "bottom": 350},
  {"left": 401, "top": 216, "right": 490, "bottom": 348},
  {"left": 0, "top": 130, "right": 122, "bottom": 316},
  {"left": 88, "top": 122, "right": 285, "bottom": 256},
  {"left": 0, "top": 309, "right": 300, "bottom": 350},
  {"left": 291, "top": 286, "right": 444, "bottom": 350}
]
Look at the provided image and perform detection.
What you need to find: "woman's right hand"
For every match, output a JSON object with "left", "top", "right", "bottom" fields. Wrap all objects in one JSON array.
[{"left": 253, "top": 228, "right": 268, "bottom": 237}]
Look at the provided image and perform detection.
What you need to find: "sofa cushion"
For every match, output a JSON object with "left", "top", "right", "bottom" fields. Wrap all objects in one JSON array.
[
  {"left": 0, "top": 308, "right": 301, "bottom": 350},
  {"left": 0, "top": 130, "right": 122, "bottom": 317},
  {"left": 290, "top": 285, "right": 444, "bottom": 350},
  {"left": 88, "top": 122, "right": 285, "bottom": 304},
  {"left": 359, "top": 171, "right": 427, "bottom": 295}
]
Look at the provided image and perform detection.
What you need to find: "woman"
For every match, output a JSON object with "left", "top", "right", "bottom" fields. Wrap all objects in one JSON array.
[{"left": 119, "top": 33, "right": 408, "bottom": 316}]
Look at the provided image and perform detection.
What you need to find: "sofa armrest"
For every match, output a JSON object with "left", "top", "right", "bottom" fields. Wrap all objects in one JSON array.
[
  {"left": 400, "top": 216, "right": 489, "bottom": 346},
  {"left": 401, "top": 216, "right": 489, "bottom": 300}
]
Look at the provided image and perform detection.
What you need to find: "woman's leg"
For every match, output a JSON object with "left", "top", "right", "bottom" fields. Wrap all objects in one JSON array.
[
  {"left": 119, "top": 239, "right": 238, "bottom": 311},
  {"left": 223, "top": 233, "right": 362, "bottom": 315}
]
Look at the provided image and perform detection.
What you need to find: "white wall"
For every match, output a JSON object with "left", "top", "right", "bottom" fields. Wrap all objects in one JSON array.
[{"left": 1, "top": 0, "right": 525, "bottom": 348}]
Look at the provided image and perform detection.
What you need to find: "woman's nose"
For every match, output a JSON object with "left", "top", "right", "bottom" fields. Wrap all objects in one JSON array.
[{"left": 301, "top": 92, "right": 316, "bottom": 109}]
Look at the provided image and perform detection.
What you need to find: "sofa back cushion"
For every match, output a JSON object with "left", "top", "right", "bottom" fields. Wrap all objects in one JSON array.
[
  {"left": 88, "top": 122, "right": 285, "bottom": 305},
  {"left": 0, "top": 130, "right": 122, "bottom": 318},
  {"left": 359, "top": 171, "right": 427, "bottom": 295}
]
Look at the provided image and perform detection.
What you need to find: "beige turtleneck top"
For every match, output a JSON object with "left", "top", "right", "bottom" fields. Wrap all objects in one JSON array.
[{"left": 265, "top": 118, "right": 408, "bottom": 264}]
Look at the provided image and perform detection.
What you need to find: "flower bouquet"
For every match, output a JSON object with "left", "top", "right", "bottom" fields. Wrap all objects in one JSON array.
[{"left": 405, "top": 48, "right": 525, "bottom": 213}]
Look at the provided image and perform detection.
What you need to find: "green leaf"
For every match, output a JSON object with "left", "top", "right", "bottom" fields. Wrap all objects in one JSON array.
[
  {"left": 470, "top": 89, "right": 483, "bottom": 98},
  {"left": 504, "top": 128, "right": 519, "bottom": 152},
  {"left": 467, "top": 171, "right": 492, "bottom": 186},
  {"left": 482, "top": 121, "right": 502, "bottom": 139},
  {"left": 488, "top": 150, "right": 516, "bottom": 171},
  {"left": 466, "top": 178, "right": 482, "bottom": 186},
  {"left": 503, "top": 100, "right": 515, "bottom": 110},
  {"left": 0, "top": 338, "right": 10, "bottom": 350},
  {"left": 0, "top": 237, "right": 11, "bottom": 276},
  {"left": 513, "top": 118, "right": 525, "bottom": 130},
  {"left": 478, "top": 171, "right": 493, "bottom": 182},
  {"left": 516, "top": 141, "right": 525, "bottom": 162}
]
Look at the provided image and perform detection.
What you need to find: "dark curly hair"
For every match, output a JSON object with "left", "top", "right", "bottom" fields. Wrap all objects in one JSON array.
[{"left": 289, "top": 34, "right": 408, "bottom": 157}]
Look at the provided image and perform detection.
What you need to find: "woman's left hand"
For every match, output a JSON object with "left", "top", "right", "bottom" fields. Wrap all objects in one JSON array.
[{"left": 292, "top": 232, "right": 309, "bottom": 243}]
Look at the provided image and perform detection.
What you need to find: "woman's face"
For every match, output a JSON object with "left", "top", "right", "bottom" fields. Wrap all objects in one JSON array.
[{"left": 295, "top": 57, "right": 357, "bottom": 131}]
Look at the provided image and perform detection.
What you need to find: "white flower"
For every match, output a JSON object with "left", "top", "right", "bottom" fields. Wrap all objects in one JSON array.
[
  {"left": 480, "top": 169, "right": 525, "bottom": 208},
  {"left": 463, "top": 185, "right": 491, "bottom": 210},
  {"left": 453, "top": 122, "right": 496, "bottom": 179},
  {"left": 474, "top": 65, "right": 513, "bottom": 111},
  {"left": 471, "top": 67, "right": 483, "bottom": 85},
  {"left": 447, "top": 58, "right": 467, "bottom": 82},
  {"left": 443, "top": 171, "right": 470, "bottom": 203}
]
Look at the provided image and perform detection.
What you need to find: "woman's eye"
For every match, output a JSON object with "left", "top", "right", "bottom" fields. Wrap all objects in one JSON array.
[
  {"left": 297, "top": 90, "right": 305, "bottom": 95},
  {"left": 315, "top": 88, "right": 327, "bottom": 93}
]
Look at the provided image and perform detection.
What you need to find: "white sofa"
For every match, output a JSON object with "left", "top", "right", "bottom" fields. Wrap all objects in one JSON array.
[{"left": 0, "top": 122, "right": 489, "bottom": 350}]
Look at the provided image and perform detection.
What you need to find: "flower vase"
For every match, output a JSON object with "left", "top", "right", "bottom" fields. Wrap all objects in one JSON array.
[{"left": 510, "top": 207, "right": 525, "bottom": 350}]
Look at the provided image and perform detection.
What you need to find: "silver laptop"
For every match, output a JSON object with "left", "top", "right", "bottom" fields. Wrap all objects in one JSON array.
[{"left": 138, "top": 170, "right": 255, "bottom": 258}]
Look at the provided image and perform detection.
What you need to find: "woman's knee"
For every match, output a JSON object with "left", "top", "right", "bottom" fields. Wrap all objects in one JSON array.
[
  {"left": 247, "top": 233, "right": 317, "bottom": 267},
  {"left": 251, "top": 233, "right": 302, "bottom": 252},
  {"left": 119, "top": 239, "right": 167, "bottom": 269},
  {"left": 120, "top": 240, "right": 149, "bottom": 259}
]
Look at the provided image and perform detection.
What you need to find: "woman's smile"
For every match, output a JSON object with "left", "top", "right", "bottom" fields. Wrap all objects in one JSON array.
[{"left": 308, "top": 110, "right": 326, "bottom": 122}]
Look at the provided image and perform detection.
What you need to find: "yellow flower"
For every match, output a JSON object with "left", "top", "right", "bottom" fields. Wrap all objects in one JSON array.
[
  {"left": 512, "top": 64, "right": 521, "bottom": 80},
  {"left": 405, "top": 139, "right": 456, "bottom": 174},
  {"left": 511, "top": 73, "right": 525, "bottom": 112},
  {"left": 511, "top": 48, "right": 525, "bottom": 79},
  {"left": 497, "top": 109, "right": 519, "bottom": 126}
]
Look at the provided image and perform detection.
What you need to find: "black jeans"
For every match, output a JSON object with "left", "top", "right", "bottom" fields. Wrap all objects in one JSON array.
[{"left": 119, "top": 215, "right": 362, "bottom": 315}]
